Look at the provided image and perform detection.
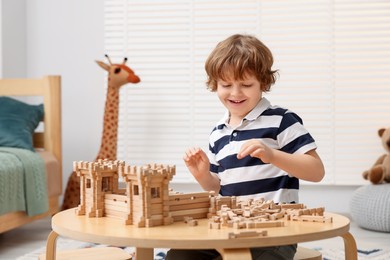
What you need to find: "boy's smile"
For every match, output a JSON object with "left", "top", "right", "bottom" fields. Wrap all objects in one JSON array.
[
  {"left": 217, "top": 74, "right": 262, "bottom": 126},
  {"left": 229, "top": 99, "right": 245, "bottom": 104}
]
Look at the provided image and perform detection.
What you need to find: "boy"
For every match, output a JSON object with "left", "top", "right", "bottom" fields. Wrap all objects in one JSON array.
[{"left": 166, "top": 34, "right": 325, "bottom": 260}]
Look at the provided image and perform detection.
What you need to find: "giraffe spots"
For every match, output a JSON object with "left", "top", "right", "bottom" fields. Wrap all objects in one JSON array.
[{"left": 61, "top": 171, "right": 81, "bottom": 210}]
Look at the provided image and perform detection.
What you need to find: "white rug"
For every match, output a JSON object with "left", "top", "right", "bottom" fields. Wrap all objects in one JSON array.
[
  {"left": 17, "top": 238, "right": 390, "bottom": 260},
  {"left": 313, "top": 247, "right": 390, "bottom": 260}
]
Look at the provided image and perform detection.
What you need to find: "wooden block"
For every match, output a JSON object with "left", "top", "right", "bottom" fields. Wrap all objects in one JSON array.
[
  {"left": 163, "top": 216, "right": 174, "bottom": 225},
  {"left": 315, "top": 207, "right": 325, "bottom": 216},
  {"left": 169, "top": 208, "right": 209, "bottom": 217},
  {"left": 183, "top": 216, "right": 193, "bottom": 223},
  {"left": 169, "top": 202, "right": 210, "bottom": 211},
  {"left": 187, "top": 219, "right": 198, "bottom": 226},
  {"left": 150, "top": 207, "right": 163, "bottom": 215},
  {"left": 232, "top": 208, "right": 243, "bottom": 215},
  {"left": 168, "top": 197, "right": 210, "bottom": 206},
  {"left": 263, "top": 209, "right": 280, "bottom": 214},
  {"left": 246, "top": 221, "right": 256, "bottom": 229},
  {"left": 291, "top": 215, "right": 333, "bottom": 223},
  {"left": 243, "top": 210, "right": 251, "bottom": 217},
  {"left": 280, "top": 203, "right": 305, "bottom": 209},
  {"left": 270, "top": 211, "right": 285, "bottom": 220},
  {"left": 169, "top": 192, "right": 211, "bottom": 201},
  {"left": 228, "top": 230, "right": 267, "bottom": 239},
  {"left": 105, "top": 211, "right": 129, "bottom": 219},
  {"left": 145, "top": 218, "right": 163, "bottom": 227},
  {"left": 227, "top": 211, "right": 237, "bottom": 220},
  {"left": 233, "top": 221, "right": 246, "bottom": 229},
  {"left": 211, "top": 216, "right": 221, "bottom": 222},
  {"left": 104, "top": 203, "right": 129, "bottom": 213},
  {"left": 209, "top": 222, "right": 221, "bottom": 229},
  {"left": 104, "top": 194, "right": 128, "bottom": 202},
  {"left": 254, "top": 220, "right": 284, "bottom": 228}
]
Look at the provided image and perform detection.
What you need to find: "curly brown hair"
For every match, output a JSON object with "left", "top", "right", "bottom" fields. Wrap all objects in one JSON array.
[{"left": 205, "top": 34, "right": 278, "bottom": 92}]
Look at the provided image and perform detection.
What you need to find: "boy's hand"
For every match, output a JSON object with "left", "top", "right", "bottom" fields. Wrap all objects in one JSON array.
[
  {"left": 183, "top": 147, "right": 221, "bottom": 192},
  {"left": 237, "top": 139, "right": 274, "bottom": 163},
  {"left": 183, "top": 147, "right": 210, "bottom": 179}
]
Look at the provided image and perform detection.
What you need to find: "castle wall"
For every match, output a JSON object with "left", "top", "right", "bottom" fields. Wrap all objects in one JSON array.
[
  {"left": 168, "top": 192, "right": 214, "bottom": 221},
  {"left": 104, "top": 193, "right": 130, "bottom": 220}
]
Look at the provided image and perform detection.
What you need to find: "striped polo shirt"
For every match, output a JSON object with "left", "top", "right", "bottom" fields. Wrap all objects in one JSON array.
[{"left": 208, "top": 97, "right": 317, "bottom": 203}]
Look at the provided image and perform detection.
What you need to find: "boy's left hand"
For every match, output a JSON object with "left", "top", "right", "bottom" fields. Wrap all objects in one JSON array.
[{"left": 237, "top": 139, "right": 274, "bottom": 163}]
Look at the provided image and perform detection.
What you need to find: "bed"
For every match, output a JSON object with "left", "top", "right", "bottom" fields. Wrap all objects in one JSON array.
[{"left": 0, "top": 75, "right": 62, "bottom": 233}]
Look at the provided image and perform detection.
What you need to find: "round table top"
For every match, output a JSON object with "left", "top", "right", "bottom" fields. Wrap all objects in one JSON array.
[{"left": 52, "top": 209, "right": 350, "bottom": 249}]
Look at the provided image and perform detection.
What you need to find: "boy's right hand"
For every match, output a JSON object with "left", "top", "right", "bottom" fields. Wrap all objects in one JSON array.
[
  {"left": 183, "top": 147, "right": 210, "bottom": 180},
  {"left": 183, "top": 147, "right": 221, "bottom": 193}
]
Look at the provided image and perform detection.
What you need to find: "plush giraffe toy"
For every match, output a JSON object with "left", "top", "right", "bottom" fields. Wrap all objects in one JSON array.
[{"left": 61, "top": 55, "right": 140, "bottom": 210}]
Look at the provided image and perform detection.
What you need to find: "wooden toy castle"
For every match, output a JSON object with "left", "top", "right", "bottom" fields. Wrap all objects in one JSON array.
[
  {"left": 74, "top": 159, "right": 215, "bottom": 227},
  {"left": 74, "top": 159, "right": 331, "bottom": 229}
]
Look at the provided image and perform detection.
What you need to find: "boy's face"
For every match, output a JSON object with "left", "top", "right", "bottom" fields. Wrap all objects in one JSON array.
[{"left": 217, "top": 73, "right": 262, "bottom": 123}]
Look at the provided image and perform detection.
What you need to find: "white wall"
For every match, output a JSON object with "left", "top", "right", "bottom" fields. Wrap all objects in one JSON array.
[
  {"left": 26, "top": 0, "right": 106, "bottom": 189},
  {"left": 2, "top": 0, "right": 360, "bottom": 214},
  {"left": 0, "top": 0, "right": 26, "bottom": 77}
]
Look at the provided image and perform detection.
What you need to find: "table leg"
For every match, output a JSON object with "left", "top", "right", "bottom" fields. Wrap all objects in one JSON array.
[
  {"left": 217, "top": 248, "right": 252, "bottom": 260},
  {"left": 135, "top": 247, "right": 154, "bottom": 260},
  {"left": 45, "top": 230, "right": 59, "bottom": 260},
  {"left": 341, "top": 232, "right": 358, "bottom": 260}
]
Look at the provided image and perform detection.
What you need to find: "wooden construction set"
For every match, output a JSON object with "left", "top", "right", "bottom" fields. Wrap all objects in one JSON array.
[{"left": 74, "top": 159, "right": 332, "bottom": 233}]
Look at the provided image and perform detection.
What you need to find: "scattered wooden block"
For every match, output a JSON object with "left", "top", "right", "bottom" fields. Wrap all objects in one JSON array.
[
  {"left": 291, "top": 215, "right": 333, "bottom": 223},
  {"left": 228, "top": 230, "right": 268, "bottom": 239}
]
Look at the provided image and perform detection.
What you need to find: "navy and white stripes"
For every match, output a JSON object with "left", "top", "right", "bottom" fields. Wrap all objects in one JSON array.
[{"left": 208, "top": 98, "right": 317, "bottom": 203}]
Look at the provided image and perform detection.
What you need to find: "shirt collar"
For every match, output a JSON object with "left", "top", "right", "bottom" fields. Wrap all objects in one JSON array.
[
  {"left": 245, "top": 97, "right": 271, "bottom": 121},
  {"left": 216, "top": 97, "right": 271, "bottom": 128}
]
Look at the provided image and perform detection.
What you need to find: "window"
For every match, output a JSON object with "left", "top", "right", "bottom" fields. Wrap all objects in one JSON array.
[
  {"left": 102, "top": 177, "right": 110, "bottom": 192},
  {"left": 133, "top": 185, "right": 139, "bottom": 195},
  {"left": 104, "top": 0, "right": 390, "bottom": 185},
  {"left": 151, "top": 187, "right": 161, "bottom": 198}
]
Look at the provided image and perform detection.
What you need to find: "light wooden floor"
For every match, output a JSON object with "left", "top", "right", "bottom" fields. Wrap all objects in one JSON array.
[{"left": 0, "top": 214, "right": 389, "bottom": 259}]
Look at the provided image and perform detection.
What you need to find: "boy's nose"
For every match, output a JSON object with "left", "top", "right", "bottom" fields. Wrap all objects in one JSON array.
[{"left": 231, "top": 85, "right": 241, "bottom": 95}]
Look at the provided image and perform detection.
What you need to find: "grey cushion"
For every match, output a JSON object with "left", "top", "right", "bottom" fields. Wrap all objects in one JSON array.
[{"left": 350, "top": 184, "right": 390, "bottom": 232}]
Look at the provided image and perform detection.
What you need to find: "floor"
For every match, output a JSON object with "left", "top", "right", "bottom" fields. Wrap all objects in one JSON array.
[{"left": 0, "top": 214, "right": 389, "bottom": 260}]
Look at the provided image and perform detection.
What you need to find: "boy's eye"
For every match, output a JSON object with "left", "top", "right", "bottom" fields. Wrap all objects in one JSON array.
[
  {"left": 242, "top": 84, "right": 252, "bottom": 88},
  {"left": 221, "top": 84, "right": 231, "bottom": 88}
]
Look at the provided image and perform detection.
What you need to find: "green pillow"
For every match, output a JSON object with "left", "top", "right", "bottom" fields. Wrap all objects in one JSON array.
[{"left": 0, "top": 97, "right": 44, "bottom": 151}]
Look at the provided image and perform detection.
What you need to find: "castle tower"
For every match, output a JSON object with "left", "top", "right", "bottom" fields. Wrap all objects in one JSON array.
[
  {"left": 120, "top": 163, "right": 175, "bottom": 227},
  {"left": 75, "top": 159, "right": 124, "bottom": 217}
]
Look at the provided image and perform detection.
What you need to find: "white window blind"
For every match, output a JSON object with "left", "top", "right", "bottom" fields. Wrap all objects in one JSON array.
[{"left": 104, "top": 0, "right": 390, "bottom": 185}]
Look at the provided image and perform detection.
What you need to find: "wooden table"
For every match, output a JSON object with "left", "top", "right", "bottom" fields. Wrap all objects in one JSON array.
[{"left": 45, "top": 209, "right": 357, "bottom": 260}]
